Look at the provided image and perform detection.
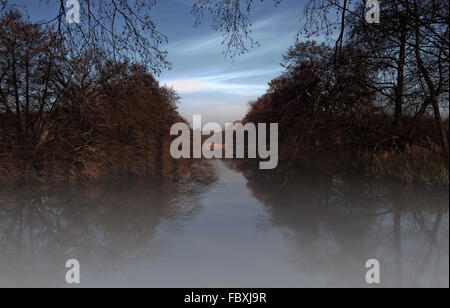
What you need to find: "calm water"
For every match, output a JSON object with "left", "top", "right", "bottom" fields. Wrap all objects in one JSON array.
[{"left": 0, "top": 160, "right": 448, "bottom": 288}]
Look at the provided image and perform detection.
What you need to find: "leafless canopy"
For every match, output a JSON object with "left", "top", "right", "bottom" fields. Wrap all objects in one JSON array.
[
  {"left": 192, "top": 0, "right": 366, "bottom": 57},
  {"left": 0, "top": 0, "right": 170, "bottom": 75},
  {"left": 192, "top": 0, "right": 276, "bottom": 57}
]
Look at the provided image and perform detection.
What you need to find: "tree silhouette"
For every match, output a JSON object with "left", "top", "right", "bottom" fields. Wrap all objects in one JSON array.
[
  {"left": 0, "top": 0, "right": 170, "bottom": 74},
  {"left": 0, "top": 12, "right": 65, "bottom": 138}
]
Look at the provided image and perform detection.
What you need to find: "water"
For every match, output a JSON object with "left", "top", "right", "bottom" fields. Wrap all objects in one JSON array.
[{"left": 0, "top": 160, "right": 448, "bottom": 288}]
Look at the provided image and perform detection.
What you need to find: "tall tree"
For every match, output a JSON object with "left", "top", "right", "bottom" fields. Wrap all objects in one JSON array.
[
  {"left": 0, "top": 0, "right": 169, "bottom": 74},
  {"left": 0, "top": 12, "right": 65, "bottom": 140},
  {"left": 348, "top": 0, "right": 414, "bottom": 133},
  {"left": 409, "top": 0, "right": 449, "bottom": 154},
  {"left": 348, "top": 0, "right": 448, "bottom": 152}
]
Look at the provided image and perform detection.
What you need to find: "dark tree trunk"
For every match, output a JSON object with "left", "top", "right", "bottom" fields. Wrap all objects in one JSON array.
[{"left": 394, "top": 23, "right": 407, "bottom": 133}]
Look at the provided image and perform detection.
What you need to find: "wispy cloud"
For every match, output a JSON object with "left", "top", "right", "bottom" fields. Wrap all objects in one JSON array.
[
  {"left": 155, "top": 1, "right": 302, "bottom": 124},
  {"left": 170, "top": 9, "right": 299, "bottom": 56},
  {"left": 162, "top": 67, "right": 280, "bottom": 95},
  {"left": 178, "top": 36, "right": 224, "bottom": 53},
  {"left": 202, "top": 67, "right": 283, "bottom": 82},
  {"left": 164, "top": 80, "right": 213, "bottom": 92},
  {"left": 163, "top": 79, "right": 268, "bottom": 95}
]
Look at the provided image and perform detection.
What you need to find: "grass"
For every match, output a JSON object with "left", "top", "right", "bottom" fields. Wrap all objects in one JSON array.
[{"left": 368, "top": 144, "right": 449, "bottom": 187}]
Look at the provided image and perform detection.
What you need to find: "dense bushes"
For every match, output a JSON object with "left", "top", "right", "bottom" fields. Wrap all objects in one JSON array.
[
  {"left": 243, "top": 41, "right": 449, "bottom": 185},
  {"left": 0, "top": 61, "right": 194, "bottom": 185},
  {"left": 0, "top": 13, "right": 193, "bottom": 185},
  {"left": 244, "top": 42, "right": 373, "bottom": 164}
]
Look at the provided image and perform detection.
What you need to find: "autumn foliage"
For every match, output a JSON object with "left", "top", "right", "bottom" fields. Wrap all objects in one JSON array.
[
  {"left": 243, "top": 41, "right": 449, "bottom": 185},
  {"left": 0, "top": 12, "right": 191, "bottom": 185}
]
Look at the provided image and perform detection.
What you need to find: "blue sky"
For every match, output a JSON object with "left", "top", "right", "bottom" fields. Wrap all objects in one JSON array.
[
  {"left": 153, "top": 0, "right": 304, "bottom": 124},
  {"left": 9, "top": 0, "right": 306, "bottom": 124}
]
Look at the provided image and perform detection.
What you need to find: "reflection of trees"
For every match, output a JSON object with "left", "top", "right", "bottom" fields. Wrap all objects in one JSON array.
[
  {"left": 228, "top": 160, "right": 449, "bottom": 287},
  {"left": 0, "top": 171, "right": 215, "bottom": 287}
]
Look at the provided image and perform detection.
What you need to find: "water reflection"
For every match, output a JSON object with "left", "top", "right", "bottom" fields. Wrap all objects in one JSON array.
[
  {"left": 0, "top": 169, "right": 215, "bottom": 288},
  {"left": 227, "top": 160, "right": 449, "bottom": 288},
  {"left": 0, "top": 160, "right": 448, "bottom": 288}
]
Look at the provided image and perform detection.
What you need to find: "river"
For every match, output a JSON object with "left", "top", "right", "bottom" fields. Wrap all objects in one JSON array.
[{"left": 0, "top": 160, "right": 448, "bottom": 287}]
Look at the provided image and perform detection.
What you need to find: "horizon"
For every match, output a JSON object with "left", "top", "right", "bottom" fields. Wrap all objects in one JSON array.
[{"left": 10, "top": 0, "right": 306, "bottom": 125}]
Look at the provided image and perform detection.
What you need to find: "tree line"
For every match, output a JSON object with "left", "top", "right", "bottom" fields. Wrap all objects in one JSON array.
[
  {"left": 239, "top": 0, "right": 448, "bottom": 184},
  {"left": 0, "top": 11, "right": 192, "bottom": 184},
  {"left": 0, "top": 0, "right": 448, "bottom": 185}
]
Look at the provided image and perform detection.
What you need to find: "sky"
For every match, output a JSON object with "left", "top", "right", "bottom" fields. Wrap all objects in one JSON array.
[
  {"left": 152, "top": 0, "right": 304, "bottom": 125},
  {"left": 9, "top": 0, "right": 306, "bottom": 125}
]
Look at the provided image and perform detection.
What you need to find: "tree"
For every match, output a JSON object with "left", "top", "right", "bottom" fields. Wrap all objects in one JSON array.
[
  {"left": 1, "top": 1, "right": 362, "bottom": 69},
  {"left": 348, "top": 0, "right": 415, "bottom": 133},
  {"left": 244, "top": 41, "right": 375, "bottom": 162},
  {"left": 0, "top": 12, "right": 66, "bottom": 142},
  {"left": 0, "top": 0, "right": 169, "bottom": 74},
  {"left": 192, "top": 0, "right": 369, "bottom": 59},
  {"left": 409, "top": 0, "right": 449, "bottom": 155},
  {"left": 348, "top": 0, "right": 449, "bottom": 153}
]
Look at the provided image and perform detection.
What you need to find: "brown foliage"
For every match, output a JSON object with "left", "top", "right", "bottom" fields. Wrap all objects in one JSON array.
[
  {"left": 244, "top": 42, "right": 376, "bottom": 165},
  {"left": 242, "top": 41, "right": 449, "bottom": 184},
  {"left": 0, "top": 13, "right": 193, "bottom": 185}
]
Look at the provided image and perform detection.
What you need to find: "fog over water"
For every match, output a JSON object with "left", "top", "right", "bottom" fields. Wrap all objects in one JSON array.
[{"left": 0, "top": 160, "right": 448, "bottom": 288}]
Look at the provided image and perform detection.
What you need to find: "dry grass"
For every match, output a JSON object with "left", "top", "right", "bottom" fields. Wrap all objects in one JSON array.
[{"left": 368, "top": 144, "right": 449, "bottom": 186}]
